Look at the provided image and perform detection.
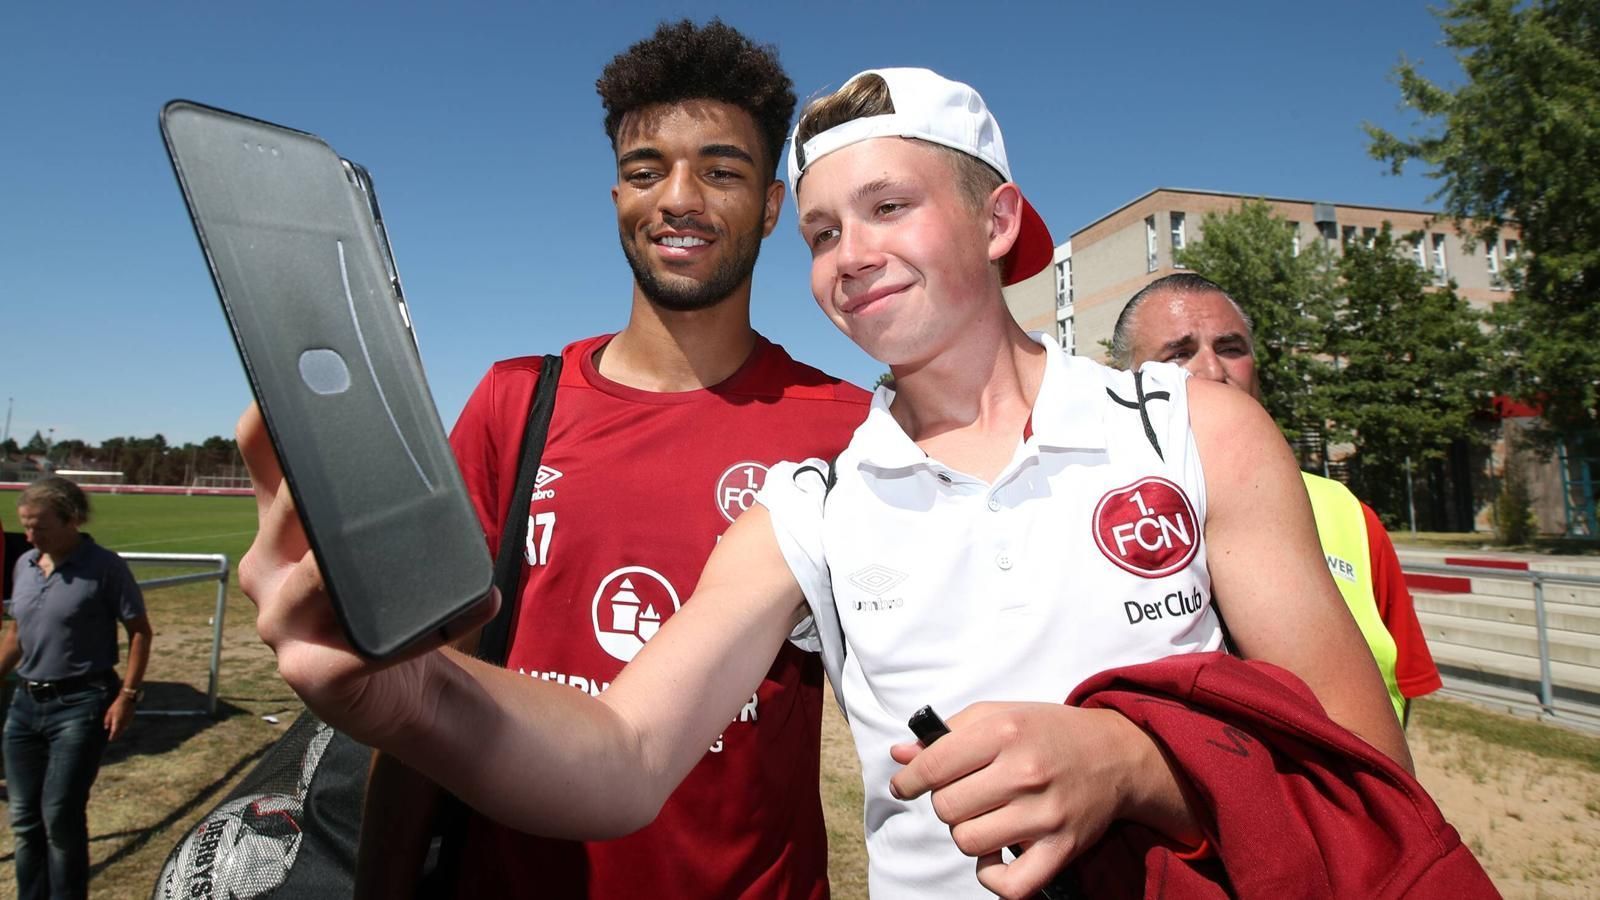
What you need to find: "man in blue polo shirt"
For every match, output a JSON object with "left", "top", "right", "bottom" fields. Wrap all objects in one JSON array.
[{"left": 3, "top": 477, "right": 152, "bottom": 900}]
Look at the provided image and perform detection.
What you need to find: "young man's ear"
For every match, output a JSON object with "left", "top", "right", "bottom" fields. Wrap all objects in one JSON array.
[
  {"left": 762, "top": 179, "right": 786, "bottom": 237},
  {"left": 985, "top": 182, "right": 1024, "bottom": 267}
]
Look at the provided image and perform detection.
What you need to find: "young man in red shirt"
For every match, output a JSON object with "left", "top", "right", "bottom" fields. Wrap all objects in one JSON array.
[{"left": 358, "top": 21, "right": 868, "bottom": 898}]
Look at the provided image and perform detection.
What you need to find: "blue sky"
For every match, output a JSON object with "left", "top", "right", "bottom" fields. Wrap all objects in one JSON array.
[{"left": 1, "top": 1, "right": 1460, "bottom": 446}]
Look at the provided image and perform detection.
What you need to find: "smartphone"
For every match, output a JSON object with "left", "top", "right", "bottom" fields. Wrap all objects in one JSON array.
[
  {"left": 341, "top": 159, "right": 420, "bottom": 359},
  {"left": 160, "top": 100, "right": 492, "bottom": 659}
]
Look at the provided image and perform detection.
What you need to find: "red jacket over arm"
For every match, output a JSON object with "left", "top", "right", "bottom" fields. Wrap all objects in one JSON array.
[{"left": 1064, "top": 653, "right": 1497, "bottom": 899}]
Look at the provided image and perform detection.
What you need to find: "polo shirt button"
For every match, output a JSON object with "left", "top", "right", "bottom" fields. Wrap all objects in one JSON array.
[
  {"left": 996, "top": 553, "right": 1012, "bottom": 570},
  {"left": 937, "top": 472, "right": 952, "bottom": 484},
  {"left": 987, "top": 498, "right": 1001, "bottom": 512}
]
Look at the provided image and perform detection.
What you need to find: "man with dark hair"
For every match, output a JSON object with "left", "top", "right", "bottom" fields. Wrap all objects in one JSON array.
[
  {"left": 356, "top": 20, "right": 868, "bottom": 899},
  {"left": 1112, "top": 273, "right": 1442, "bottom": 723}
]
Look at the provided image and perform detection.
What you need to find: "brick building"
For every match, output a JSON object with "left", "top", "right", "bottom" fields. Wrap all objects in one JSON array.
[{"left": 1006, "top": 188, "right": 1596, "bottom": 537}]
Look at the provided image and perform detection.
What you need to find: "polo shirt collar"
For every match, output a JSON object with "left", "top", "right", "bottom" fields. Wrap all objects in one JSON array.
[
  {"left": 851, "top": 333, "right": 1108, "bottom": 473},
  {"left": 1027, "top": 334, "right": 1109, "bottom": 452},
  {"left": 852, "top": 389, "right": 929, "bottom": 471},
  {"left": 27, "top": 533, "right": 97, "bottom": 572}
]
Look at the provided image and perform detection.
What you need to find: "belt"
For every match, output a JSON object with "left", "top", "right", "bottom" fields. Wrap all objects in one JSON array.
[{"left": 22, "top": 672, "right": 113, "bottom": 700}]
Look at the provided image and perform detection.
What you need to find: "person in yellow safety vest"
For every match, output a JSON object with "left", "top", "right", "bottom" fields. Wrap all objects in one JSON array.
[{"left": 1113, "top": 273, "right": 1442, "bottom": 724}]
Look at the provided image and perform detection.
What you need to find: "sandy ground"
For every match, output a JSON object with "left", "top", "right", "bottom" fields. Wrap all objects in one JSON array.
[{"left": 1411, "top": 718, "right": 1600, "bottom": 899}]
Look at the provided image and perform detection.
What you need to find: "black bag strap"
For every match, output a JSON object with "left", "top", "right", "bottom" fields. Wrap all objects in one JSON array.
[
  {"left": 475, "top": 353, "right": 562, "bottom": 665},
  {"left": 422, "top": 354, "right": 561, "bottom": 897}
]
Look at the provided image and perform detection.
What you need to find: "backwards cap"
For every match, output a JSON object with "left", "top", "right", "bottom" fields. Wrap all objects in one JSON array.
[{"left": 785, "top": 67, "right": 1053, "bottom": 286}]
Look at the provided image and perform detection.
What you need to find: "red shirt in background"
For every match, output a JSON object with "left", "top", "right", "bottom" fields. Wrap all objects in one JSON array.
[{"left": 1362, "top": 502, "right": 1443, "bottom": 698}]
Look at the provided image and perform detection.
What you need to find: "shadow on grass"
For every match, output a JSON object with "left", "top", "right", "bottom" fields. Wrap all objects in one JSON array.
[
  {"left": 101, "top": 681, "right": 259, "bottom": 766},
  {"left": 83, "top": 738, "right": 273, "bottom": 878}
]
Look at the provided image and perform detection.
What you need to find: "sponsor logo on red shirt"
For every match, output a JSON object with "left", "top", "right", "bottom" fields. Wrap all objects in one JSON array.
[
  {"left": 1093, "top": 477, "right": 1199, "bottom": 578},
  {"left": 591, "top": 566, "right": 681, "bottom": 662}
]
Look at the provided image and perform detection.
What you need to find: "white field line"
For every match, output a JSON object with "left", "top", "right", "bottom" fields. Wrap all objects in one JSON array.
[{"left": 115, "top": 529, "right": 259, "bottom": 550}]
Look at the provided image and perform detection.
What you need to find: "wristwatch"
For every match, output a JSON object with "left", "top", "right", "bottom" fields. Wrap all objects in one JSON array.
[{"left": 120, "top": 686, "right": 144, "bottom": 703}]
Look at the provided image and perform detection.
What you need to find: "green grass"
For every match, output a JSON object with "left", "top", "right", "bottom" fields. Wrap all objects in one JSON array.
[
  {"left": 1, "top": 489, "right": 260, "bottom": 557},
  {"left": 2, "top": 490, "right": 258, "bottom": 583},
  {"left": 1412, "top": 696, "right": 1600, "bottom": 774}
]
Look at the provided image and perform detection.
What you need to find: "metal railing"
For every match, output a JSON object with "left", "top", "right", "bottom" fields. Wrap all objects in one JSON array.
[
  {"left": 121, "top": 553, "right": 228, "bottom": 717},
  {"left": 1403, "top": 560, "right": 1600, "bottom": 716}
]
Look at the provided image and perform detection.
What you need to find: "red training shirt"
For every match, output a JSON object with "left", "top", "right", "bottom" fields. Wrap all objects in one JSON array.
[
  {"left": 1362, "top": 502, "right": 1442, "bottom": 699},
  {"left": 448, "top": 334, "right": 869, "bottom": 899}
]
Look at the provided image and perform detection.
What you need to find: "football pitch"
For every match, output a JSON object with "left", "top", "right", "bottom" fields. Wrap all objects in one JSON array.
[{"left": 0, "top": 489, "right": 258, "bottom": 569}]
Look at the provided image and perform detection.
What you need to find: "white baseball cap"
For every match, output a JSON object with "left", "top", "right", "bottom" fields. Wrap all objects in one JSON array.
[{"left": 786, "top": 67, "right": 1053, "bottom": 285}]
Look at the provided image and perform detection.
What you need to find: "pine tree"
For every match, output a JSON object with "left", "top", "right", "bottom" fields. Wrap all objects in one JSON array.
[{"left": 1325, "top": 226, "right": 1492, "bottom": 512}]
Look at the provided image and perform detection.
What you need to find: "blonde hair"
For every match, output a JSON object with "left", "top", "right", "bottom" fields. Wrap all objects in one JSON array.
[
  {"left": 796, "top": 73, "right": 1003, "bottom": 211},
  {"left": 18, "top": 476, "right": 90, "bottom": 525}
]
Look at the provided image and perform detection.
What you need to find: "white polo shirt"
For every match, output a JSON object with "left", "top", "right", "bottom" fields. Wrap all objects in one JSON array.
[{"left": 760, "top": 334, "right": 1222, "bottom": 899}]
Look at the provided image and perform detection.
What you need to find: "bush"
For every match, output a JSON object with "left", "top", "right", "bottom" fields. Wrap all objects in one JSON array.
[{"left": 1494, "top": 444, "right": 1536, "bottom": 546}]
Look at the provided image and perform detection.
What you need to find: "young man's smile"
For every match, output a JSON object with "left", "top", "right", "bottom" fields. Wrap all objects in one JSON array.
[
  {"left": 612, "top": 98, "right": 782, "bottom": 311},
  {"left": 798, "top": 138, "right": 1001, "bottom": 365}
]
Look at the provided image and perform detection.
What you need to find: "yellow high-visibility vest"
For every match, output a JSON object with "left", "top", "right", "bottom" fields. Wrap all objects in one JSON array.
[{"left": 1301, "top": 472, "right": 1406, "bottom": 722}]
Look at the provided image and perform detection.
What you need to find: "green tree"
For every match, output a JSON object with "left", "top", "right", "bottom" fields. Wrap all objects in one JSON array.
[
  {"left": 1367, "top": 0, "right": 1600, "bottom": 438},
  {"left": 22, "top": 431, "right": 47, "bottom": 455},
  {"left": 1174, "top": 199, "right": 1339, "bottom": 435},
  {"left": 1324, "top": 226, "right": 1492, "bottom": 513}
]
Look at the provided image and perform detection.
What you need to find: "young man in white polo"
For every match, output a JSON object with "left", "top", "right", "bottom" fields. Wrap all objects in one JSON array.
[
  {"left": 237, "top": 68, "right": 1409, "bottom": 899},
  {"left": 1110, "top": 272, "right": 1442, "bottom": 724}
]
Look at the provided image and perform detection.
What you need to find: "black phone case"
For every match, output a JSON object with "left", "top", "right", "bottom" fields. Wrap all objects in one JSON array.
[{"left": 160, "top": 100, "right": 492, "bottom": 659}]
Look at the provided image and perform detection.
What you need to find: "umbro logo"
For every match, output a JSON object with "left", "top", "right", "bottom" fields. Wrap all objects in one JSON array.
[
  {"left": 531, "top": 465, "right": 563, "bottom": 502},
  {"left": 848, "top": 564, "right": 907, "bottom": 611}
]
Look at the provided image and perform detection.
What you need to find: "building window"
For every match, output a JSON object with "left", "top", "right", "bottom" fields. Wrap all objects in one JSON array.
[
  {"left": 1054, "top": 259, "right": 1072, "bottom": 311},
  {"left": 1486, "top": 240, "right": 1502, "bottom": 289},
  {"left": 1145, "top": 216, "right": 1158, "bottom": 272},
  {"left": 1341, "top": 225, "right": 1358, "bottom": 247},
  {"left": 1318, "top": 221, "right": 1338, "bottom": 245},
  {"left": 1170, "top": 212, "right": 1186, "bottom": 267},
  {"left": 1362, "top": 226, "right": 1377, "bottom": 248},
  {"left": 1287, "top": 221, "right": 1301, "bottom": 257},
  {"left": 1057, "top": 311, "right": 1076, "bottom": 356},
  {"left": 1431, "top": 233, "right": 1448, "bottom": 283},
  {"left": 1504, "top": 238, "right": 1520, "bottom": 265},
  {"left": 1412, "top": 238, "right": 1427, "bottom": 270}
]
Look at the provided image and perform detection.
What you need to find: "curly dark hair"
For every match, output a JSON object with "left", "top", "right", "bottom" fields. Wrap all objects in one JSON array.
[{"left": 597, "top": 19, "right": 795, "bottom": 179}]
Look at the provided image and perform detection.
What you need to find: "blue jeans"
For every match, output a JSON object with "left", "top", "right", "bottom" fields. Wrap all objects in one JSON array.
[{"left": 3, "top": 684, "right": 112, "bottom": 900}]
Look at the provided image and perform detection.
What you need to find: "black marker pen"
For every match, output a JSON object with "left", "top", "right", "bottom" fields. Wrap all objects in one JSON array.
[{"left": 906, "top": 706, "right": 1081, "bottom": 900}]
